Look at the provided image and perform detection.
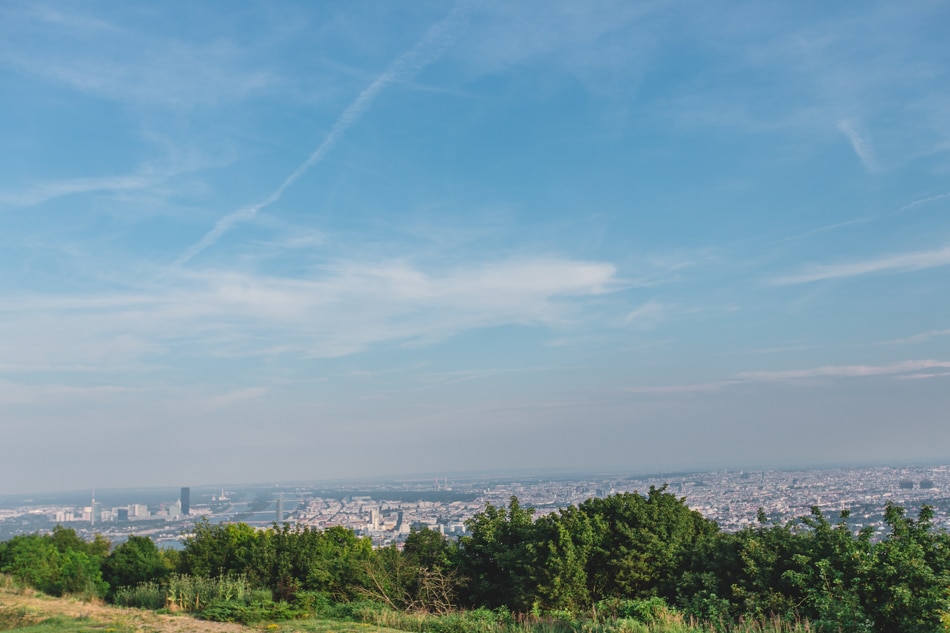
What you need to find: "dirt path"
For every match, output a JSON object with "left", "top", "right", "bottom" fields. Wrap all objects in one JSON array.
[{"left": 0, "top": 587, "right": 250, "bottom": 633}]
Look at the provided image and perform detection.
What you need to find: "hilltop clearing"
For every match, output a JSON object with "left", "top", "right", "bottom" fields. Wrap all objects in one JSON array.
[
  {"left": 0, "top": 581, "right": 402, "bottom": 633},
  {"left": 0, "top": 581, "right": 242, "bottom": 633}
]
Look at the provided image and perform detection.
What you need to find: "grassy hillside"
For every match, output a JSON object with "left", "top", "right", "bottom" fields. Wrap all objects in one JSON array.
[
  {"left": 0, "top": 576, "right": 403, "bottom": 633},
  {"left": 0, "top": 573, "right": 827, "bottom": 633}
]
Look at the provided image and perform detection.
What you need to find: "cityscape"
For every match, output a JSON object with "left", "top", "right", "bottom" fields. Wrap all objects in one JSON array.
[{"left": 2, "top": 462, "right": 949, "bottom": 548}]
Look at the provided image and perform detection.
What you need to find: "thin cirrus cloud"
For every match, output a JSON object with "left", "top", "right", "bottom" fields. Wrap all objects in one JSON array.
[
  {"left": 0, "top": 379, "right": 133, "bottom": 406},
  {"left": 0, "top": 257, "right": 619, "bottom": 370},
  {"left": 880, "top": 329, "right": 950, "bottom": 346},
  {"left": 770, "top": 245, "right": 950, "bottom": 285},
  {"left": 836, "top": 120, "right": 879, "bottom": 172},
  {"left": 176, "top": 1, "right": 474, "bottom": 265},
  {"left": 623, "top": 300, "right": 667, "bottom": 327},
  {"left": 896, "top": 192, "right": 950, "bottom": 213},
  {"left": 0, "top": 172, "right": 160, "bottom": 207},
  {"left": 628, "top": 359, "right": 950, "bottom": 395},
  {"left": 0, "top": 3, "right": 276, "bottom": 109},
  {"left": 0, "top": 150, "right": 220, "bottom": 208}
]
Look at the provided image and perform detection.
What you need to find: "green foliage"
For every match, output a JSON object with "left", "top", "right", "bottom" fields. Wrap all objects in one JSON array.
[
  {"left": 458, "top": 488, "right": 717, "bottom": 613},
  {"left": 529, "top": 509, "right": 593, "bottom": 612},
  {"left": 362, "top": 533, "right": 459, "bottom": 613},
  {"left": 54, "top": 549, "right": 108, "bottom": 598},
  {"left": 112, "top": 581, "right": 166, "bottom": 610},
  {"left": 199, "top": 596, "right": 297, "bottom": 623},
  {"left": 164, "top": 573, "right": 252, "bottom": 612},
  {"left": 404, "top": 526, "right": 456, "bottom": 571},
  {"left": 458, "top": 496, "right": 537, "bottom": 610},
  {"left": 0, "top": 532, "right": 107, "bottom": 599},
  {"left": 858, "top": 504, "right": 950, "bottom": 633},
  {"left": 102, "top": 536, "right": 167, "bottom": 596},
  {"left": 178, "top": 519, "right": 259, "bottom": 578},
  {"left": 578, "top": 487, "right": 718, "bottom": 603},
  {"left": 0, "top": 535, "right": 62, "bottom": 594},
  {"left": 251, "top": 523, "right": 373, "bottom": 601},
  {"left": 178, "top": 519, "right": 374, "bottom": 602},
  {"left": 6, "top": 496, "right": 947, "bottom": 631},
  {"left": 595, "top": 597, "right": 676, "bottom": 624}
]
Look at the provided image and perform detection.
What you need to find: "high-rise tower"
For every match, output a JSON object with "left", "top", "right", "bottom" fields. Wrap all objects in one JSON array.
[
  {"left": 276, "top": 495, "right": 284, "bottom": 524},
  {"left": 180, "top": 487, "right": 190, "bottom": 516}
]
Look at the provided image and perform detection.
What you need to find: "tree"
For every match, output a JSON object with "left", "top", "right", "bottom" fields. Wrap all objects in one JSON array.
[
  {"left": 0, "top": 534, "right": 62, "bottom": 594},
  {"left": 784, "top": 508, "right": 873, "bottom": 631},
  {"left": 458, "top": 496, "right": 536, "bottom": 610},
  {"left": 55, "top": 548, "right": 109, "bottom": 597},
  {"left": 528, "top": 509, "right": 592, "bottom": 611},
  {"left": 860, "top": 504, "right": 950, "bottom": 633},
  {"left": 578, "top": 487, "right": 717, "bottom": 602},
  {"left": 103, "top": 536, "right": 167, "bottom": 595},
  {"left": 179, "top": 519, "right": 259, "bottom": 578},
  {"left": 0, "top": 532, "right": 107, "bottom": 598},
  {"left": 403, "top": 526, "right": 455, "bottom": 572}
]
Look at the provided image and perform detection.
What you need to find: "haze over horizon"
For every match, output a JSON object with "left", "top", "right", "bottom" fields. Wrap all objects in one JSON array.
[{"left": 2, "top": 1, "right": 950, "bottom": 496}]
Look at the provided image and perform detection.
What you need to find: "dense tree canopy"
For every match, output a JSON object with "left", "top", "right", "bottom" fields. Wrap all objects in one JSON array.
[{"left": 2, "top": 492, "right": 949, "bottom": 631}]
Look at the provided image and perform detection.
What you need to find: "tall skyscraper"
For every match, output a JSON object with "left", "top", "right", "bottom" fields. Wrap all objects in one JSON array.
[
  {"left": 180, "top": 487, "right": 190, "bottom": 516},
  {"left": 276, "top": 495, "right": 284, "bottom": 524}
]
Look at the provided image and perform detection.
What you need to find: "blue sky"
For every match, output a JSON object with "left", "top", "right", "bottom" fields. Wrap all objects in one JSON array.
[{"left": 2, "top": 1, "right": 950, "bottom": 494}]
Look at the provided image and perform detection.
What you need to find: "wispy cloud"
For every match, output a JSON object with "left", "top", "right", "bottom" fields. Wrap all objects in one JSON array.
[
  {"left": 415, "top": 365, "right": 579, "bottom": 390},
  {"left": 0, "top": 379, "right": 133, "bottom": 405},
  {"left": 628, "top": 359, "right": 950, "bottom": 394},
  {"left": 177, "top": 1, "right": 473, "bottom": 264},
  {"left": 0, "top": 147, "right": 219, "bottom": 208},
  {"left": 627, "top": 379, "right": 740, "bottom": 395},
  {"left": 202, "top": 387, "right": 268, "bottom": 410},
  {"left": 624, "top": 300, "right": 667, "bottom": 327},
  {"left": 0, "top": 3, "right": 275, "bottom": 108},
  {"left": 735, "top": 360, "right": 950, "bottom": 381},
  {"left": 0, "top": 256, "right": 618, "bottom": 372},
  {"left": 879, "top": 329, "right": 950, "bottom": 345},
  {"left": 770, "top": 218, "right": 868, "bottom": 245},
  {"left": 771, "top": 245, "right": 950, "bottom": 285},
  {"left": 896, "top": 371, "right": 950, "bottom": 381},
  {"left": 724, "top": 343, "right": 817, "bottom": 356},
  {"left": 837, "top": 119, "right": 879, "bottom": 172},
  {"left": 896, "top": 192, "right": 950, "bottom": 213},
  {"left": 1, "top": 171, "right": 157, "bottom": 207}
]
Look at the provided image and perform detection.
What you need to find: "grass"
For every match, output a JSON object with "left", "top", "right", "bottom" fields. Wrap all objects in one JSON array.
[
  {"left": 0, "top": 574, "right": 208, "bottom": 633},
  {"left": 0, "top": 608, "right": 134, "bottom": 633},
  {"left": 268, "top": 617, "right": 817, "bottom": 633},
  {"left": 280, "top": 607, "right": 815, "bottom": 633},
  {"left": 266, "top": 620, "right": 410, "bottom": 633},
  {"left": 2, "top": 574, "right": 820, "bottom": 633}
]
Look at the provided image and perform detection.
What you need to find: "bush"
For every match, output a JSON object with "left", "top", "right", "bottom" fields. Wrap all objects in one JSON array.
[
  {"left": 113, "top": 581, "right": 165, "bottom": 610},
  {"left": 596, "top": 597, "right": 676, "bottom": 624},
  {"left": 164, "top": 574, "right": 250, "bottom": 612},
  {"left": 199, "top": 598, "right": 296, "bottom": 624},
  {"left": 292, "top": 590, "right": 333, "bottom": 617}
]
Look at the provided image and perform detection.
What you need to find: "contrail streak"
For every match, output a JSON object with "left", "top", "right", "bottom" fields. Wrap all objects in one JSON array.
[
  {"left": 836, "top": 119, "right": 878, "bottom": 173},
  {"left": 896, "top": 191, "right": 950, "bottom": 213},
  {"left": 177, "top": 2, "right": 472, "bottom": 265}
]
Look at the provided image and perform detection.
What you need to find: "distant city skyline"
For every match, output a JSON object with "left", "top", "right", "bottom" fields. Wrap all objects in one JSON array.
[
  {"left": 3, "top": 457, "right": 950, "bottom": 500},
  {"left": 4, "top": 463, "right": 950, "bottom": 548},
  {"left": 1, "top": 2, "right": 950, "bottom": 495}
]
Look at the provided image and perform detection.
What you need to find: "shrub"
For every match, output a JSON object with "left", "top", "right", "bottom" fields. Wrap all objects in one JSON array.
[
  {"left": 199, "top": 598, "right": 296, "bottom": 624},
  {"left": 113, "top": 582, "right": 165, "bottom": 610}
]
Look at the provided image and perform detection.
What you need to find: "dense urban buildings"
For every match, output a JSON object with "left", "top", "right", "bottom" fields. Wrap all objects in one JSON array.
[{"left": 2, "top": 464, "right": 949, "bottom": 547}]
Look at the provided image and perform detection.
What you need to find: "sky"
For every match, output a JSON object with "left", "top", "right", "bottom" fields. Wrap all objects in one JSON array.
[{"left": 2, "top": 1, "right": 950, "bottom": 495}]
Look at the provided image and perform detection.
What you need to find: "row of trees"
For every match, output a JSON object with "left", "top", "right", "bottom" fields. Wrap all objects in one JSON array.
[
  {"left": 450, "top": 489, "right": 950, "bottom": 631},
  {"left": 2, "top": 488, "right": 949, "bottom": 631}
]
